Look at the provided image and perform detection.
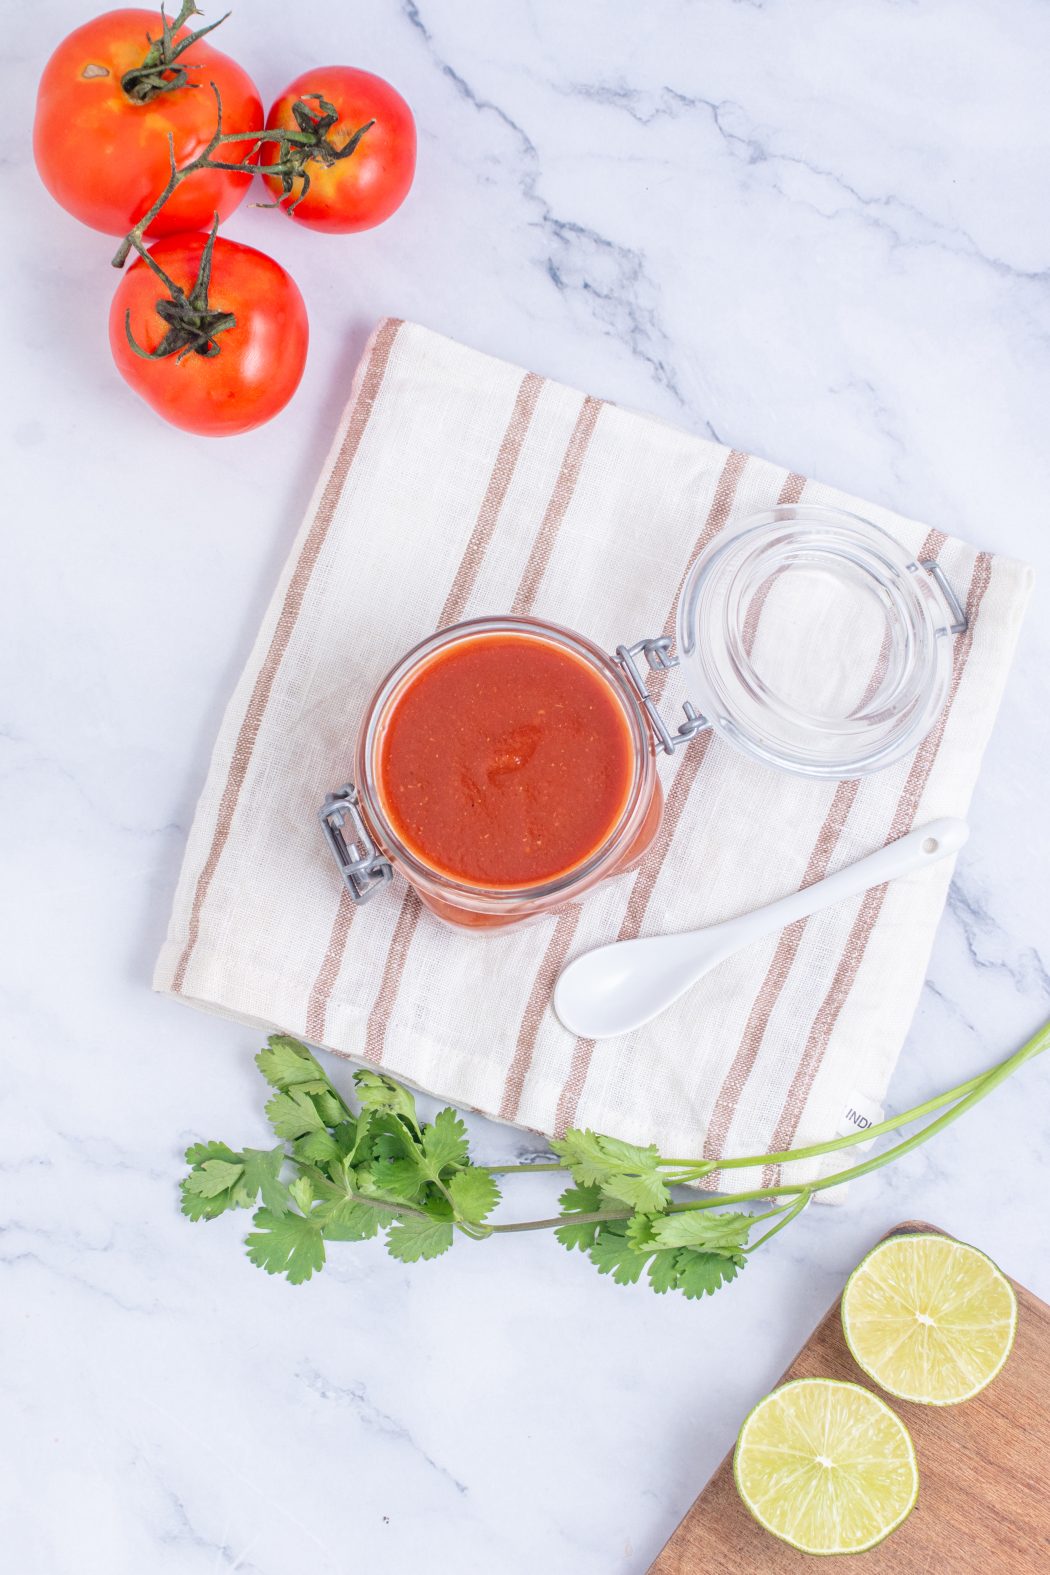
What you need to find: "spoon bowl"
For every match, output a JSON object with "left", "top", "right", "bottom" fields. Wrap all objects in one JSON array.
[{"left": 553, "top": 818, "right": 969, "bottom": 1039}]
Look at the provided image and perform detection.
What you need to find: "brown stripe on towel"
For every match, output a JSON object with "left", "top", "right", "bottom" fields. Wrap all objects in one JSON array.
[
  {"left": 510, "top": 397, "right": 603, "bottom": 617},
  {"left": 363, "top": 392, "right": 604, "bottom": 1067},
  {"left": 700, "top": 776, "right": 860, "bottom": 1173},
  {"left": 304, "top": 369, "right": 544, "bottom": 1042},
  {"left": 305, "top": 886, "right": 356, "bottom": 1041},
  {"left": 363, "top": 891, "right": 425, "bottom": 1062},
  {"left": 440, "top": 372, "right": 544, "bottom": 627},
  {"left": 761, "top": 541, "right": 991, "bottom": 1185},
  {"left": 702, "top": 527, "right": 946, "bottom": 1176},
  {"left": 171, "top": 317, "right": 404, "bottom": 998},
  {"left": 499, "top": 906, "right": 585, "bottom": 1120},
  {"left": 548, "top": 462, "right": 804, "bottom": 1134},
  {"left": 647, "top": 448, "right": 752, "bottom": 704},
  {"left": 505, "top": 448, "right": 765, "bottom": 1130}
]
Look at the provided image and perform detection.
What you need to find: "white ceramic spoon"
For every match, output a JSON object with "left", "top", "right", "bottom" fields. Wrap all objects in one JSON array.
[{"left": 553, "top": 817, "right": 969, "bottom": 1039}]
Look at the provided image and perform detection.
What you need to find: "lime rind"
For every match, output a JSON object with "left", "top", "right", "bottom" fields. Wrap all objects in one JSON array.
[
  {"left": 733, "top": 1377, "right": 919, "bottom": 1556},
  {"left": 841, "top": 1234, "right": 1018, "bottom": 1406}
]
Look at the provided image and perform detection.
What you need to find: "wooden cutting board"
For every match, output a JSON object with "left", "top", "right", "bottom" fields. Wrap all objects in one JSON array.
[{"left": 647, "top": 1222, "right": 1050, "bottom": 1573}]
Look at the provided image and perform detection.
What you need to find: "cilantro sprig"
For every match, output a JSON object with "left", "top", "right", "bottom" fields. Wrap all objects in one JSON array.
[
  {"left": 181, "top": 1036, "right": 502, "bottom": 1283},
  {"left": 181, "top": 1021, "right": 1049, "bottom": 1296}
]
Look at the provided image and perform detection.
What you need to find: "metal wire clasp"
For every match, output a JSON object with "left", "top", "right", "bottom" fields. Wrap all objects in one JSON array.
[
  {"left": 918, "top": 560, "right": 969, "bottom": 635},
  {"left": 615, "top": 638, "right": 711, "bottom": 756},
  {"left": 319, "top": 785, "right": 392, "bottom": 904}
]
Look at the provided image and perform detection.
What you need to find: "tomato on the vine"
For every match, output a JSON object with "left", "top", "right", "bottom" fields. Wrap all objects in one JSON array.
[
  {"left": 109, "top": 231, "right": 308, "bottom": 436},
  {"left": 34, "top": 6, "right": 262, "bottom": 237},
  {"left": 261, "top": 67, "right": 416, "bottom": 233}
]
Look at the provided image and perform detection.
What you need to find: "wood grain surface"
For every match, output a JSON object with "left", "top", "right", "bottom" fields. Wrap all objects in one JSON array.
[{"left": 647, "top": 1223, "right": 1050, "bottom": 1573}]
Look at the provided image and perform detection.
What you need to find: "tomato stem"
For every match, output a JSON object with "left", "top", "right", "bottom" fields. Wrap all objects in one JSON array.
[
  {"left": 123, "top": 215, "right": 236, "bottom": 362},
  {"left": 120, "top": 2, "right": 230, "bottom": 105},
  {"left": 111, "top": 83, "right": 375, "bottom": 269}
]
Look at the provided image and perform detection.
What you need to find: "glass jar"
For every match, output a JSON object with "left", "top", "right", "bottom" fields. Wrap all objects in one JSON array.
[
  {"left": 321, "top": 506, "right": 966, "bottom": 929},
  {"left": 676, "top": 504, "right": 963, "bottom": 778},
  {"left": 322, "top": 617, "right": 664, "bottom": 929}
]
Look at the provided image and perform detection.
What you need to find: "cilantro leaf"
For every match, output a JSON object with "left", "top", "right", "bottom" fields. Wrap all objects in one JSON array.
[
  {"left": 549, "top": 1129, "right": 613, "bottom": 1183},
  {"left": 241, "top": 1146, "right": 290, "bottom": 1215},
  {"left": 180, "top": 1186, "right": 234, "bottom": 1222},
  {"left": 317, "top": 1196, "right": 386, "bottom": 1242},
  {"left": 185, "top": 1140, "right": 240, "bottom": 1167},
  {"left": 553, "top": 1184, "right": 604, "bottom": 1252},
  {"left": 386, "top": 1212, "right": 455, "bottom": 1263},
  {"left": 551, "top": 1129, "right": 667, "bottom": 1210},
  {"left": 255, "top": 1035, "right": 327, "bottom": 1091},
  {"left": 370, "top": 1121, "right": 414, "bottom": 1159},
  {"left": 587, "top": 1222, "right": 649, "bottom": 1286},
  {"left": 184, "top": 1158, "right": 244, "bottom": 1198},
  {"left": 354, "top": 1070, "right": 420, "bottom": 1132},
  {"left": 338, "top": 1112, "right": 372, "bottom": 1165},
  {"left": 312, "top": 1090, "right": 347, "bottom": 1128},
  {"left": 647, "top": 1251, "right": 682, "bottom": 1294},
  {"left": 265, "top": 1087, "right": 327, "bottom": 1141},
  {"left": 624, "top": 1211, "right": 658, "bottom": 1249},
  {"left": 245, "top": 1207, "right": 325, "bottom": 1284},
  {"left": 362, "top": 1148, "right": 429, "bottom": 1201},
  {"left": 180, "top": 1144, "right": 251, "bottom": 1220},
  {"left": 646, "top": 1210, "right": 753, "bottom": 1253},
  {"left": 642, "top": 1244, "right": 745, "bottom": 1298},
  {"left": 422, "top": 1108, "right": 469, "bottom": 1176},
  {"left": 585, "top": 1134, "right": 664, "bottom": 1175},
  {"left": 599, "top": 1169, "right": 668, "bottom": 1214},
  {"left": 447, "top": 1167, "right": 500, "bottom": 1225},
  {"left": 292, "top": 1129, "right": 343, "bottom": 1167},
  {"left": 180, "top": 1167, "right": 247, "bottom": 1221},
  {"left": 551, "top": 1129, "right": 660, "bottom": 1182},
  {"left": 674, "top": 1249, "right": 743, "bottom": 1299}
]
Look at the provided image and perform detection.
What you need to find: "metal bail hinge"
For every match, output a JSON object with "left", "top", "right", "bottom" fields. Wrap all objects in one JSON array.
[
  {"left": 918, "top": 559, "right": 968, "bottom": 635},
  {"left": 319, "top": 785, "right": 393, "bottom": 904},
  {"left": 615, "top": 638, "right": 711, "bottom": 756}
]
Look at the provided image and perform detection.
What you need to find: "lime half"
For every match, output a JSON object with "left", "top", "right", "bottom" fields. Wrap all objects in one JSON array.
[
  {"left": 733, "top": 1377, "right": 918, "bottom": 1556},
  {"left": 842, "top": 1233, "right": 1017, "bottom": 1405}
]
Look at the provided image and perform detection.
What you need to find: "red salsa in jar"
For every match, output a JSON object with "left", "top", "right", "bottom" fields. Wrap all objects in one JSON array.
[{"left": 376, "top": 632, "right": 635, "bottom": 888}]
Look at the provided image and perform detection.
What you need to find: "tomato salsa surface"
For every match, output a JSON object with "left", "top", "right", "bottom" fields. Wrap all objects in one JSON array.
[{"left": 376, "top": 633, "right": 636, "bottom": 888}]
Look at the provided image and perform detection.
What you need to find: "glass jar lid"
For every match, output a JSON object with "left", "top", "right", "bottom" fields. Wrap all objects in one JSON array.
[{"left": 676, "top": 505, "right": 957, "bottom": 778}]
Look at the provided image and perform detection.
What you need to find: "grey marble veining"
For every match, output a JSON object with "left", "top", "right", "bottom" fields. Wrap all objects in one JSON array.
[{"left": 3, "top": 1, "right": 1049, "bottom": 1571}]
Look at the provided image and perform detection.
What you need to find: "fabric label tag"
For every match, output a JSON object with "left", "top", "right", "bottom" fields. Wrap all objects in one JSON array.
[{"left": 837, "top": 1093, "right": 886, "bottom": 1151}]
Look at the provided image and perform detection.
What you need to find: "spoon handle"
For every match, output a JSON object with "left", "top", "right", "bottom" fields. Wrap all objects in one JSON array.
[{"left": 709, "top": 817, "right": 969, "bottom": 958}]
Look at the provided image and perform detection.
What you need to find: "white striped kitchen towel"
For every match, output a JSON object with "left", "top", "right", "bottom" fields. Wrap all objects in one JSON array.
[{"left": 155, "top": 319, "right": 1033, "bottom": 1187}]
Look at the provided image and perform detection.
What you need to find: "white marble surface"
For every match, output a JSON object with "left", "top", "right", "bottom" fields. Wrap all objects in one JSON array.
[{"left": 4, "top": 2, "right": 1050, "bottom": 1570}]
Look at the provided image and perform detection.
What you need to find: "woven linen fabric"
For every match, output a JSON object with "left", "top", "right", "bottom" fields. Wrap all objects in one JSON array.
[{"left": 155, "top": 318, "right": 1033, "bottom": 1187}]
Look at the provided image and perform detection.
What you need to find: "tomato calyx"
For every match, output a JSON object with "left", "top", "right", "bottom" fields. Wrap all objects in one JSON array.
[
  {"left": 124, "top": 217, "right": 235, "bottom": 361},
  {"left": 260, "top": 95, "right": 376, "bottom": 213},
  {"left": 120, "top": 1, "right": 230, "bottom": 105}
]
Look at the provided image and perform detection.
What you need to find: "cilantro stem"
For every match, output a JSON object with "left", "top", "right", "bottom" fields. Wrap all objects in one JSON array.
[
  {"left": 745, "top": 1192, "right": 812, "bottom": 1250},
  {"left": 490, "top": 1209, "right": 631, "bottom": 1234},
  {"left": 476, "top": 1162, "right": 567, "bottom": 1174},
  {"left": 652, "top": 1018, "right": 1050, "bottom": 1214},
  {"left": 487, "top": 1018, "right": 1050, "bottom": 1235},
  {"left": 480, "top": 1018, "right": 1049, "bottom": 1190},
  {"left": 337, "top": 1187, "right": 430, "bottom": 1220},
  {"left": 653, "top": 1063, "right": 1002, "bottom": 1175},
  {"left": 694, "top": 1067, "right": 993, "bottom": 1172}
]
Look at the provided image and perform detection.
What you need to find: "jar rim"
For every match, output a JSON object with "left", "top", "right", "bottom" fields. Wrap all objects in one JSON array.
[
  {"left": 355, "top": 616, "right": 657, "bottom": 907},
  {"left": 675, "top": 504, "right": 955, "bottom": 779}
]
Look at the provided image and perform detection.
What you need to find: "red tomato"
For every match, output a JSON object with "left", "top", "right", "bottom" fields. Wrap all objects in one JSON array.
[
  {"left": 261, "top": 67, "right": 416, "bottom": 233},
  {"left": 34, "top": 8, "right": 262, "bottom": 237},
  {"left": 109, "top": 232, "right": 309, "bottom": 436}
]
